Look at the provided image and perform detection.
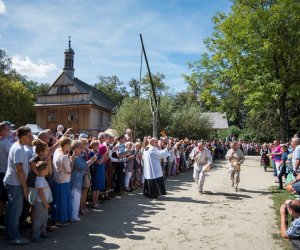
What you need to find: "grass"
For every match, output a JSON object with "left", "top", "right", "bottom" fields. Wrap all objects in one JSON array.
[{"left": 269, "top": 186, "right": 295, "bottom": 250}]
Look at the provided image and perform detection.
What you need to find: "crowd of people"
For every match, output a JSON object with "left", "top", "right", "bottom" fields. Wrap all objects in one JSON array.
[
  {"left": 257, "top": 136, "right": 300, "bottom": 247},
  {"left": 0, "top": 122, "right": 234, "bottom": 245},
  {"left": 1, "top": 120, "right": 300, "bottom": 247}
]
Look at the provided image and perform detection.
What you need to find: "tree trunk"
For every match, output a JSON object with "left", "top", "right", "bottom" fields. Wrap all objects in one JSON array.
[{"left": 278, "top": 93, "right": 287, "bottom": 142}]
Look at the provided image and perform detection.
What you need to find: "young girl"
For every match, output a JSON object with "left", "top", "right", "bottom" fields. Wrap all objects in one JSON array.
[{"left": 32, "top": 161, "right": 52, "bottom": 242}]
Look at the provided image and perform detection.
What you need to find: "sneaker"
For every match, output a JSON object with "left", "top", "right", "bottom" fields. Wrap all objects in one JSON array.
[
  {"left": 9, "top": 237, "right": 31, "bottom": 245},
  {"left": 72, "top": 217, "right": 81, "bottom": 222},
  {"left": 32, "top": 237, "right": 45, "bottom": 243}
]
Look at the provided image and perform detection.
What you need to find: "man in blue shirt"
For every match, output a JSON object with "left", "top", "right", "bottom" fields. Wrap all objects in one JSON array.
[{"left": 281, "top": 200, "right": 300, "bottom": 241}]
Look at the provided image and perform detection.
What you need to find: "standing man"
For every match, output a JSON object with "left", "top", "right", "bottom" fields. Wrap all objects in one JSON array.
[
  {"left": 286, "top": 137, "right": 300, "bottom": 194},
  {"left": 143, "top": 138, "right": 170, "bottom": 198},
  {"left": 0, "top": 122, "right": 13, "bottom": 225},
  {"left": 189, "top": 142, "right": 213, "bottom": 194},
  {"left": 4, "top": 126, "right": 32, "bottom": 245},
  {"left": 225, "top": 141, "right": 245, "bottom": 192}
]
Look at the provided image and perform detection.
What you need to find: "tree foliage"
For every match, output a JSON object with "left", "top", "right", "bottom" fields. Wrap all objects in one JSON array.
[
  {"left": 141, "top": 72, "right": 169, "bottom": 97},
  {"left": 0, "top": 49, "right": 52, "bottom": 126},
  {"left": 94, "top": 75, "right": 129, "bottom": 106},
  {"left": 169, "top": 104, "right": 213, "bottom": 139},
  {"left": 111, "top": 96, "right": 212, "bottom": 139},
  {"left": 186, "top": 0, "right": 300, "bottom": 140},
  {"left": 0, "top": 75, "right": 35, "bottom": 126}
]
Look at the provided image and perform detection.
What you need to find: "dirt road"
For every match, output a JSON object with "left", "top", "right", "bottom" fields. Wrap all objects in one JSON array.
[{"left": 0, "top": 156, "right": 281, "bottom": 250}]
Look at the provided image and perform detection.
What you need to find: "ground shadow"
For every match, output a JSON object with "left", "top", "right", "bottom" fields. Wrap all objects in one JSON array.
[
  {"left": 239, "top": 188, "right": 274, "bottom": 195},
  {"left": 158, "top": 196, "right": 214, "bottom": 205},
  {"left": 0, "top": 168, "right": 209, "bottom": 250},
  {"left": 204, "top": 191, "right": 253, "bottom": 200}
]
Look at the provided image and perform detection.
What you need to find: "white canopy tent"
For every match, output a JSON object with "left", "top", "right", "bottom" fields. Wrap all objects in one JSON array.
[{"left": 25, "top": 124, "right": 44, "bottom": 135}]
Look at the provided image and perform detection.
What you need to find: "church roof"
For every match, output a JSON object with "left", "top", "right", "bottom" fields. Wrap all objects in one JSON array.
[
  {"left": 36, "top": 72, "right": 116, "bottom": 111},
  {"left": 73, "top": 77, "right": 116, "bottom": 110}
]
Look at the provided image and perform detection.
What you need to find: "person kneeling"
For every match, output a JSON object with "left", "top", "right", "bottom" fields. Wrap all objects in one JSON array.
[{"left": 280, "top": 200, "right": 300, "bottom": 249}]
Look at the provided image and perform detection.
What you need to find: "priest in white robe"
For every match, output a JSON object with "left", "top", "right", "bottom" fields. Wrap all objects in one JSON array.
[{"left": 143, "top": 138, "right": 170, "bottom": 198}]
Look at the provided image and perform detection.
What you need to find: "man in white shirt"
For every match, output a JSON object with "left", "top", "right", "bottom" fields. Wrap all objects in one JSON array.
[
  {"left": 189, "top": 142, "right": 213, "bottom": 194},
  {"left": 4, "top": 126, "right": 32, "bottom": 245}
]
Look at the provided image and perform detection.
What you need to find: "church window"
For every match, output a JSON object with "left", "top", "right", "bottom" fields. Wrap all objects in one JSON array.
[
  {"left": 48, "top": 112, "right": 56, "bottom": 122},
  {"left": 68, "top": 112, "right": 76, "bottom": 121},
  {"left": 57, "top": 85, "right": 71, "bottom": 94}
]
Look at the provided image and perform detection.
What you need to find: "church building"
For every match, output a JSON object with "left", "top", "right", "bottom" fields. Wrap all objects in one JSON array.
[{"left": 34, "top": 38, "right": 115, "bottom": 136}]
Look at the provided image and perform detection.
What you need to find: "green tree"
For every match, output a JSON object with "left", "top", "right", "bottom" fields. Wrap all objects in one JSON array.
[
  {"left": 0, "top": 75, "right": 35, "bottom": 126},
  {"left": 111, "top": 97, "right": 212, "bottom": 139},
  {"left": 141, "top": 72, "right": 169, "bottom": 97},
  {"left": 111, "top": 97, "right": 152, "bottom": 138},
  {"left": 171, "top": 90, "right": 199, "bottom": 112},
  {"left": 128, "top": 78, "right": 141, "bottom": 97},
  {"left": 170, "top": 103, "right": 213, "bottom": 139},
  {"left": 187, "top": 0, "right": 300, "bottom": 141},
  {"left": 94, "top": 75, "right": 129, "bottom": 106},
  {"left": 23, "top": 80, "right": 50, "bottom": 97}
]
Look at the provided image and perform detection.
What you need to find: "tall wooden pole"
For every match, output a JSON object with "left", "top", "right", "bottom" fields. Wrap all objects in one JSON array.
[{"left": 139, "top": 34, "right": 160, "bottom": 138}]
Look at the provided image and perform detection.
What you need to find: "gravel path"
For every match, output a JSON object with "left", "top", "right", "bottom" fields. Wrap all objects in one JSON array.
[{"left": 0, "top": 156, "right": 281, "bottom": 250}]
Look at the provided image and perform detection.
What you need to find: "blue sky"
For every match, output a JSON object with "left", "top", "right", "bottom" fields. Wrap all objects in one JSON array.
[{"left": 0, "top": 0, "right": 232, "bottom": 92}]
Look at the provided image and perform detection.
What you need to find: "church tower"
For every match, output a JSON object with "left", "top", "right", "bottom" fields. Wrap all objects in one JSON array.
[{"left": 63, "top": 36, "right": 75, "bottom": 79}]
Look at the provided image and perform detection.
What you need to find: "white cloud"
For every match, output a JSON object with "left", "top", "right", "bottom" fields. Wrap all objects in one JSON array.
[
  {"left": 11, "top": 54, "right": 58, "bottom": 78},
  {"left": 0, "top": 0, "right": 6, "bottom": 14}
]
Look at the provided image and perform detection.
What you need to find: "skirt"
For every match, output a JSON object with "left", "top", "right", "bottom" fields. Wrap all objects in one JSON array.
[
  {"left": 91, "top": 164, "right": 105, "bottom": 191},
  {"left": 143, "top": 176, "right": 166, "bottom": 198},
  {"left": 51, "top": 182, "right": 72, "bottom": 223}
]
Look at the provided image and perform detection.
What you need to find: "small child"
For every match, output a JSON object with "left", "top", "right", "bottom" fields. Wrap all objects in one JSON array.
[{"left": 32, "top": 161, "right": 52, "bottom": 242}]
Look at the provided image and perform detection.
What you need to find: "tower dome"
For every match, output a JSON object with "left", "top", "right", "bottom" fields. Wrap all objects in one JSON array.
[{"left": 63, "top": 36, "right": 75, "bottom": 79}]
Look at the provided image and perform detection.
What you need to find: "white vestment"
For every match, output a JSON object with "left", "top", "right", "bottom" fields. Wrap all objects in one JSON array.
[{"left": 143, "top": 146, "right": 170, "bottom": 180}]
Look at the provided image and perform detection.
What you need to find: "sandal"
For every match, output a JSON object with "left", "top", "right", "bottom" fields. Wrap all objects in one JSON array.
[{"left": 92, "top": 203, "right": 101, "bottom": 210}]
